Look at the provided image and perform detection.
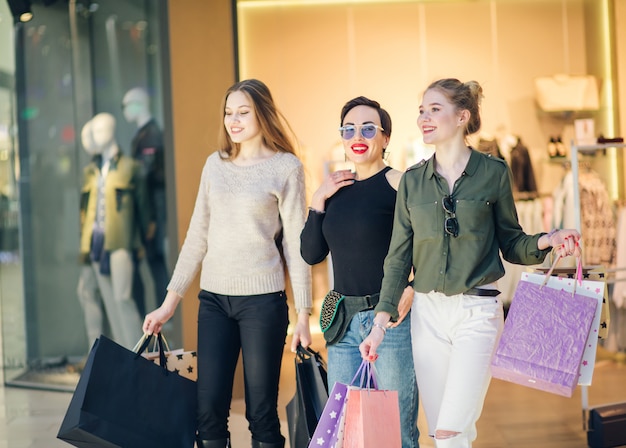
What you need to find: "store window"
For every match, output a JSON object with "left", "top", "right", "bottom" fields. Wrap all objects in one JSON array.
[
  {"left": 1, "top": 0, "right": 172, "bottom": 390},
  {"left": 0, "top": 0, "right": 23, "bottom": 386}
]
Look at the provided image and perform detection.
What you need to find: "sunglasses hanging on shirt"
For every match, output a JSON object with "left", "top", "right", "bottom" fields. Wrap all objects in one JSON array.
[{"left": 442, "top": 196, "right": 459, "bottom": 237}]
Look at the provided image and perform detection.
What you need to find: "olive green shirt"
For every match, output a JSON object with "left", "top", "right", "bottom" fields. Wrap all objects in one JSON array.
[{"left": 376, "top": 149, "right": 551, "bottom": 320}]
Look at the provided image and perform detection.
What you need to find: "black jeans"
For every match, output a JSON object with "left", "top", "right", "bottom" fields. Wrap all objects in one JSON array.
[{"left": 196, "top": 290, "right": 289, "bottom": 443}]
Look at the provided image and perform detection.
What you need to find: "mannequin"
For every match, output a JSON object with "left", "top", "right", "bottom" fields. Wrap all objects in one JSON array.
[
  {"left": 76, "top": 119, "right": 105, "bottom": 347},
  {"left": 122, "top": 87, "right": 168, "bottom": 309},
  {"left": 78, "top": 112, "right": 150, "bottom": 349}
]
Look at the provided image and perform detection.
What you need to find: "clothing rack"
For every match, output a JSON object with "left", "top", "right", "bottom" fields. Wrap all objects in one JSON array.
[
  {"left": 570, "top": 141, "right": 626, "bottom": 232},
  {"left": 606, "top": 267, "right": 626, "bottom": 284},
  {"left": 569, "top": 140, "right": 626, "bottom": 430}
]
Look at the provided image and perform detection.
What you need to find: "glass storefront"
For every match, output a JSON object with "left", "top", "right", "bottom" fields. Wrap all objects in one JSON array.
[
  {"left": 1, "top": 0, "right": 173, "bottom": 390},
  {"left": 0, "top": 0, "right": 23, "bottom": 386}
]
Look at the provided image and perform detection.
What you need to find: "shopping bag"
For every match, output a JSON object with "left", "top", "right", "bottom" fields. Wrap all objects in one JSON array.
[
  {"left": 524, "top": 263, "right": 605, "bottom": 386},
  {"left": 308, "top": 381, "right": 349, "bottom": 448},
  {"left": 147, "top": 348, "right": 197, "bottom": 381},
  {"left": 57, "top": 334, "right": 197, "bottom": 448},
  {"left": 141, "top": 335, "right": 198, "bottom": 381},
  {"left": 534, "top": 263, "right": 610, "bottom": 340},
  {"left": 287, "top": 345, "right": 329, "bottom": 448},
  {"left": 491, "top": 257, "right": 598, "bottom": 397},
  {"left": 342, "top": 361, "right": 401, "bottom": 448}
]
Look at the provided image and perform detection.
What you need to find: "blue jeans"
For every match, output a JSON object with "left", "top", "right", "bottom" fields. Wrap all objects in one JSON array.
[{"left": 327, "top": 309, "right": 420, "bottom": 448}]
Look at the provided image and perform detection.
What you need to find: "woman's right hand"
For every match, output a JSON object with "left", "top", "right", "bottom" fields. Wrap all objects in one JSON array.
[
  {"left": 359, "top": 312, "right": 391, "bottom": 361},
  {"left": 142, "top": 290, "right": 182, "bottom": 335},
  {"left": 310, "top": 169, "right": 356, "bottom": 210}
]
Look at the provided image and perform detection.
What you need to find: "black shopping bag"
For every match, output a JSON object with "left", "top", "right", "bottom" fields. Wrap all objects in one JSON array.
[
  {"left": 286, "top": 345, "right": 328, "bottom": 448},
  {"left": 57, "top": 335, "right": 197, "bottom": 448}
]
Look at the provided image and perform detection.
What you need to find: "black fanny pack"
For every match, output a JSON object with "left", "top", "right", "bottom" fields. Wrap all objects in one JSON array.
[{"left": 320, "top": 291, "right": 380, "bottom": 345}]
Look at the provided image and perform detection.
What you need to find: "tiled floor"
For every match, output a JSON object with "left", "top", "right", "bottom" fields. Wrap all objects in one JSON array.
[
  {"left": 0, "top": 383, "right": 262, "bottom": 448},
  {"left": 1, "top": 342, "right": 626, "bottom": 448}
]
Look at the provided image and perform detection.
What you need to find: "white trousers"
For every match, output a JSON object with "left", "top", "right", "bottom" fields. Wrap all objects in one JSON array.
[
  {"left": 78, "top": 248, "right": 142, "bottom": 349},
  {"left": 411, "top": 291, "right": 504, "bottom": 448}
]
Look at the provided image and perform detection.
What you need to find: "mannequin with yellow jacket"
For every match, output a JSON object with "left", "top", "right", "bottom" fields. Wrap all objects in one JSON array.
[{"left": 78, "top": 112, "right": 151, "bottom": 349}]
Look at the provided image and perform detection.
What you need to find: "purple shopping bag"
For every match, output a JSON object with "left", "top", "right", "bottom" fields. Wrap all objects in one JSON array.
[
  {"left": 308, "top": 381, "right": 348, "bottom": 448},
  {"left": 519, "top": 270, "right": 605, "bottom": 386},
  {"left": 491, "top": 278, "right": 597, "bottom": 397}
]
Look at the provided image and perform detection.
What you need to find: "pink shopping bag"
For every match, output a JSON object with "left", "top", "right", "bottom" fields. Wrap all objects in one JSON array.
[{"left": 342, "top": 361, "right": 401, "bottom": 448}]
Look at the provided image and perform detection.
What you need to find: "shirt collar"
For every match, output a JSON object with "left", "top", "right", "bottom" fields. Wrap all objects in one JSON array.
[
  {"left": 463, "top": 147, "right": 480, "bottom": 177},
  {"left": 426, "top": 147, "right": 480, "bottom": 179}
]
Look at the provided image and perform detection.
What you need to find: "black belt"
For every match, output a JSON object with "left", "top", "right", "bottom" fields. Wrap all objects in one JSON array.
[
  {"left": 343, "top": 293, "right": 380, "bottom": 310},
  {"left": 465, "top": 288, "right": 501, "bottom": 297}
]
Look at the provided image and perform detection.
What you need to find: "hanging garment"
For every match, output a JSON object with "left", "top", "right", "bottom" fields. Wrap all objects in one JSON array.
[{"left": 509, "top": 140, "right": 539, "bottom": 200}]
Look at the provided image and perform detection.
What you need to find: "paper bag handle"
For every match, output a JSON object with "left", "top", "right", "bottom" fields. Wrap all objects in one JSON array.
[
  {"left": 541, "top": 249, "right": 584, "bottom": 296},
  {"left": 148, "top": 333, "right": 171, "bottom": 354},
  {"left": 350, "top": 359, "right": 380, "bottom": 390},
  {"left": 134, "top": 333, "right": 168, "bottom": 371},
  {"left": 295, "top": 344, "right": 327, "bottom": 371}
]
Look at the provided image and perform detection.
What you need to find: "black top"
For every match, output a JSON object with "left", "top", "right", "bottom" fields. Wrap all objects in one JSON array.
[{"left": 300, "top": 166, "right": 396, "bottom": 296}]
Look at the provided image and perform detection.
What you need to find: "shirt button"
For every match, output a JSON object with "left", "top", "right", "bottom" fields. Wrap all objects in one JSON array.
[
  {"left": 443, "top": 252, "right": 446, "bottom": 255},
  {"left": 440, "top": 271, "right": 443, "bottom": 274}
]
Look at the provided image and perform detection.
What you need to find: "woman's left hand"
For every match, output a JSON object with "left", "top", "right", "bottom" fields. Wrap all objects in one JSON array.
[
  {"left": 550, "top": 229, "right": 582, "bottom": 258},
  {"left": 388, "top": 286, "right": 414, "bottom": 328},
  {"left": 290, "top": 311, "right": 312, "bottom": 352}
]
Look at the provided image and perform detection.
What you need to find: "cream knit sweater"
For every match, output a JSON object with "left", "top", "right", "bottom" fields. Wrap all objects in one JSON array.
[{"left": 167, "top": 151, "right": 312, "bottom": 313}]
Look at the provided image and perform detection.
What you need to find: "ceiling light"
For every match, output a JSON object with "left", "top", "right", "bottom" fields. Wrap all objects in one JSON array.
[{"left": 7, "top": 0, "right": 33, "bottom": 23}]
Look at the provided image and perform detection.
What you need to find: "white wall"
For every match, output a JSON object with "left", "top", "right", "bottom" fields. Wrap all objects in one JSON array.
[{"left": 238, "top": 0, "right": 590, "bottom": 199}]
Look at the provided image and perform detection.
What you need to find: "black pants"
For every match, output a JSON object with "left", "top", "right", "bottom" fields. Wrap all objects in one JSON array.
[{"left": 196, "top": 290, "right": 289, "bottom": 443}]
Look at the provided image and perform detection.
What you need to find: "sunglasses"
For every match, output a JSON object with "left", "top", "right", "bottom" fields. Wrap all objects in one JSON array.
[
  {"left": 338, "top": 124, "right": 384, "bottom": 140},
  {"left": 442, "top": 196, "right": 459, "bottom": 237}
]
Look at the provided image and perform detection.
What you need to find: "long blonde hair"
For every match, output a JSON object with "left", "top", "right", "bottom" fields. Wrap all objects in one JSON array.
[{"left": 217, "top": 79, "right": 298, "bottom": 159}]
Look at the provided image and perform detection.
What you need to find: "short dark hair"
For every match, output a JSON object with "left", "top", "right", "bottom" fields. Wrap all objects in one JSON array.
[{"left": 340, "top": 96, "right": 392, "bottom": 138}]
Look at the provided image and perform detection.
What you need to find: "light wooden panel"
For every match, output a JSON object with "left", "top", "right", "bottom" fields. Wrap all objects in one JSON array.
[{"left": 167, "top": 0, "right": 236, "bottom": 350}]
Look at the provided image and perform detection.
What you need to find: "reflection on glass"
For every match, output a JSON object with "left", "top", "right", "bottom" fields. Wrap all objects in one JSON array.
[{"left": 2, "top": 0, "right": 168, "bottom": 391}]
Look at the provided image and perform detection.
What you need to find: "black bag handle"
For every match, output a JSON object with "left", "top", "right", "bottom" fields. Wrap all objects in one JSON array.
[
  {"left": 296, "top": 345, "right": 325, "bottom": 367},
  {"left": 295, "top": 344, "right": 328, "bottom": 390},
  {"left": 134, "top": 333, "right": 168, "bottom": 372}
]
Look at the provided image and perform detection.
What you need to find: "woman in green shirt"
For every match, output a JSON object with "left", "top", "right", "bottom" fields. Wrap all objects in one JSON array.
[{"left": 360, "top": 78, "right": 581, "bottom": 448}]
